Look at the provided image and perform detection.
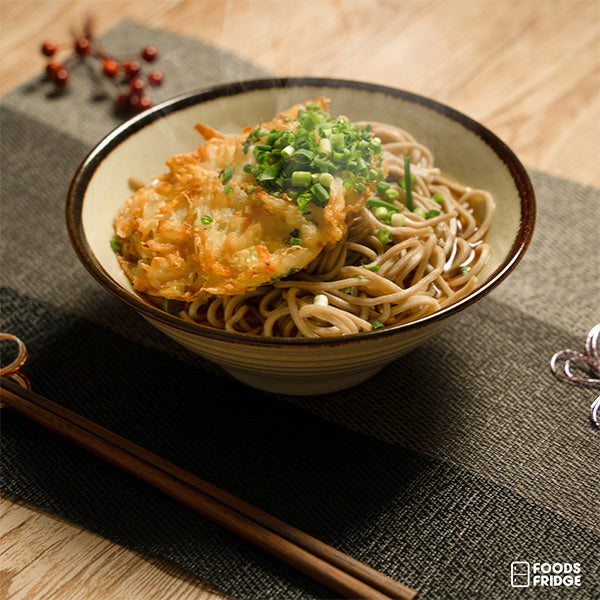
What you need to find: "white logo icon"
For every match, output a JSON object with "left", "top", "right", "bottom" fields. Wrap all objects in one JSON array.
[{"left": 511, "top": 562, "right": 531, "bottom": 587}]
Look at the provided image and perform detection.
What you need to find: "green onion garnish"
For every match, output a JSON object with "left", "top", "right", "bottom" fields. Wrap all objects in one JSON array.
[
  {"left": 241, "top": 105, "right": 386, "bottom": 211},
  {"left": 291, "top": 171, "right": 313, "bottom": 188},
  {"left": 372, "top": 206, "right": 390, "bottom": 221},
  {"left": 384, "top": 187, "right": 400, "bottom": 201},
  {"left": 162, "top": 298, "right": 180, "bottom": 317},
  {"left": 319, "top": 172, "right": 334, "bottom": 187},
  {"left": 371, "top": 319, "right": 385, "bottom": 330},
  {"left": 376, "top": 227, "right": 393, "bottom": 245},
  {"left": 366, "top": 197, "right": 400, "bottom": 213},
  {"left": 310, "top": 183, "right": 329, "bottom": 205},
  {"left": 375, "top": 180, "right": 390, "bottom": 195},
  {"left": 432, "top": 193, "right": 445, "bottom": 204},
  {"left": 109, "top": 237, "right": 122, "bottom": 252},
  {"left": 220, "top": 165, "right": 234, "bottom": 185},
  {"left": 200, "top": 215, "right": 213, "bottom": 225}
]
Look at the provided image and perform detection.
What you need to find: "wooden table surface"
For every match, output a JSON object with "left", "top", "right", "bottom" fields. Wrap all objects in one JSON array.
[{"left": 1, "top": 1, "right": 598, "bottom": 599}]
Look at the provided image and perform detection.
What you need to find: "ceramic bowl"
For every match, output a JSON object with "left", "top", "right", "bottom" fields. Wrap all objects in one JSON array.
[{"left": 66, "top": 78, "right": 535, "bottom": 395}]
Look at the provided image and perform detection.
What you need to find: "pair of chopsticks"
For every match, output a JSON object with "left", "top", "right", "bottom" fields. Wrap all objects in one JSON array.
[{"left": 0, "top": 376, "right": 417, "bottom": 600}]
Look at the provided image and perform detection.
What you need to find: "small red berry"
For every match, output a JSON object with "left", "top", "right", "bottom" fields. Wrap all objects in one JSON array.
[
  {"left": 46, "top": 61, "right": 64, "bottom": 79},
  {"left": 102, "top": 58, "right": 120, "bottom": 78},
  {"left": 141, "top": 45, "right": 158, "bottom": 62},
  {"left": 136, "top": 95, "right": 153, "bottom": 112},
  {"left": 75, "top": 38, "right": 91, "bottom": 57},
  {"left": 115, "top": 92, "right": 132, "bottom": 112},
  {"left": 54, "top": 68, "right": 70, "bottom": 88},
  {"left": 41, "top": 40, "right": 58, "bottom": 57},
  {"left": 130, "top": 77, "right": 145, "bottom": 95},
  {"left": 148, "top": 69, "right": 164, "bottom": 87},
  {"left": 122, "top": 59, "right": 141, "bottom": 80}
]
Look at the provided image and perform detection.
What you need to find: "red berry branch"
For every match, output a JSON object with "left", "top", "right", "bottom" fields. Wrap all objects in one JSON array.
[{"left": 40, "top": 17, "right": 164, "bottom": 114}]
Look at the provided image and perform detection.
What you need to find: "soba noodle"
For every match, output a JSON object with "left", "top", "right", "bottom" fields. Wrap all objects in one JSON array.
[{"left": 114, "top": 104, "right": 495, "bottom": 338}]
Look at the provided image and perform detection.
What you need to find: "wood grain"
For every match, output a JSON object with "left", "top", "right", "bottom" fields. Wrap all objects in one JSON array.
[{"left": 1, "top": 1, "right": 599, "bottom": 599}]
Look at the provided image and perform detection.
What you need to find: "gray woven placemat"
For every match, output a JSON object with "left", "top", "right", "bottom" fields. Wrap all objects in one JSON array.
[{"left": 1, "top": 20, "right": 599, "bottom": 600}]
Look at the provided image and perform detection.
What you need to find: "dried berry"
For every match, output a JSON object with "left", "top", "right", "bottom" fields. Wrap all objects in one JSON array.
[
  {"left": 148, "top": 69, "right": 164, "bottom": 87},
  {"left": 39, "top": 17, "right": 164, "bottom": 112},
  {"left": 141, "top": 45, "right": 158, "bottom": 62},
  {"left": 75, "top": 38, "right": 91, "bottom": 57},
  {"left": 41, "top": 40, "right": 58, "bottom": 57},
  {"left": 54, "top": 69, "right": 70, "bottom": 88},
  {"left": 102, "top": 58, "right": 120, "bottom": 78}
]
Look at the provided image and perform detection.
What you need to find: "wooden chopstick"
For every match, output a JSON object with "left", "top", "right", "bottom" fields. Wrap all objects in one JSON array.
[{"left": 0, "top": 376, "right": 417, "bottom": 600}]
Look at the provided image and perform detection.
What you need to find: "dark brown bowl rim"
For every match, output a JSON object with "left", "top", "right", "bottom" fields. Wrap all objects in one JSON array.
[{"left": 66, "top": 77, "right": 536, "bottom": 347}]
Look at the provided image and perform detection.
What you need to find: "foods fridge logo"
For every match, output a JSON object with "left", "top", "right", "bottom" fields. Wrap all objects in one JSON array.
[{"left": 510, "top": 562, "right": 582, "bottom": 588}]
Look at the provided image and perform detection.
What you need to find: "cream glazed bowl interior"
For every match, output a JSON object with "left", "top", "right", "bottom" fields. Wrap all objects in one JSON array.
[{"left": 66, "top": 78, "right": 535, "bottom": 395}]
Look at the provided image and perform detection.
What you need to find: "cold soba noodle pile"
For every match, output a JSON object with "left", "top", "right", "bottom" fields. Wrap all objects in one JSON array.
[{"left": 112, "top": 98, "right": 495, "bottom": 338}]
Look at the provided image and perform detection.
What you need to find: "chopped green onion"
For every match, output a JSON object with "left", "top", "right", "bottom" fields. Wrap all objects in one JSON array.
[
  {"left": 200, "top": 214, "right": 213, "bottom": 225},
  {"left": 224, "top": 185, "right": 234, "bottom": 195},
  {"left": 384, "top": 187, "right": 400, "bottom": 201},
  {"left": 109, "top": 237, "right": 122, "bottom": 252},
  {"left": 339, "top": 286, "right": 353, "bottom": 294},
  {"left": 294, "top": 148, "right": 314, "bottom": 164},
  {"left": 281, "top": 145, "right": 295, "bottom": 159},
  {"left": 403, "top": 155, "right": 414, "bottom": 211},
  {"left": 426, "top": 209, "right": 441, "bottom": 218},
  {"left": 245, "top": 185, "right": 255, "bottom": 194},
  {"left": 319, "top": 172, "right": 334, "bottom": 187},
  {"left": 298, "top": 109, "right": 321, "bottom": 130},
  {"left": 220, "top": 165, "right": 234, "bottom": 184},
  {"left": 362, "top": 264, "right": 381, "bottom": 272},
  {"left": 371, "top": 319, "right": 385, "bottom": 330},
  {"left": 432, "top": 193, "right": 445, "bottom": 204},
  {"left": 162, "top": 298, "right": 180, "bottom": 317},
  {"left": 373, "top": 206, "right": 390, "bottom": 221},
  {"left": 376, "top": 227, "right": 393, "bottom": 245},
  {"left": 318, "top": 137, "right": 332, "bottom": 156},
  {"left": 314, "top": 294, "right": 329, "bottom": 306},
  {"left": 366, "top": 197, "right": 400, "bottom": 212},
  {"left": 311, "top": 182, "right": 330, "bottom": 205},
  {"left": 375, "top": 180, "right": 390, "bottom": 195},
  {"left": 297, "top": 193, "right": 313, "bottom": 212},
  {"left": 257, "top": 163, "right": 281, "bottom": 183},
  {"left": 390, "top": 212, "right": 405, "bottom": 227},
  {"left": 413, "top": 207, "right": 428, "bottom": 218},
  {"left": 460, "top": 266, "right": 472, "bottom": 274},
  {"left": 330, "top": 132, "right": 344, "bottom": 148},
  {"left": 289, "top": 230, "right": 302, "bottom": 246},
  {"left": 292, "top": 171, "right": 313, "bottom": 187},
  {"left": 241, "top": 105, "right": 386, "bottom": 212}
]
